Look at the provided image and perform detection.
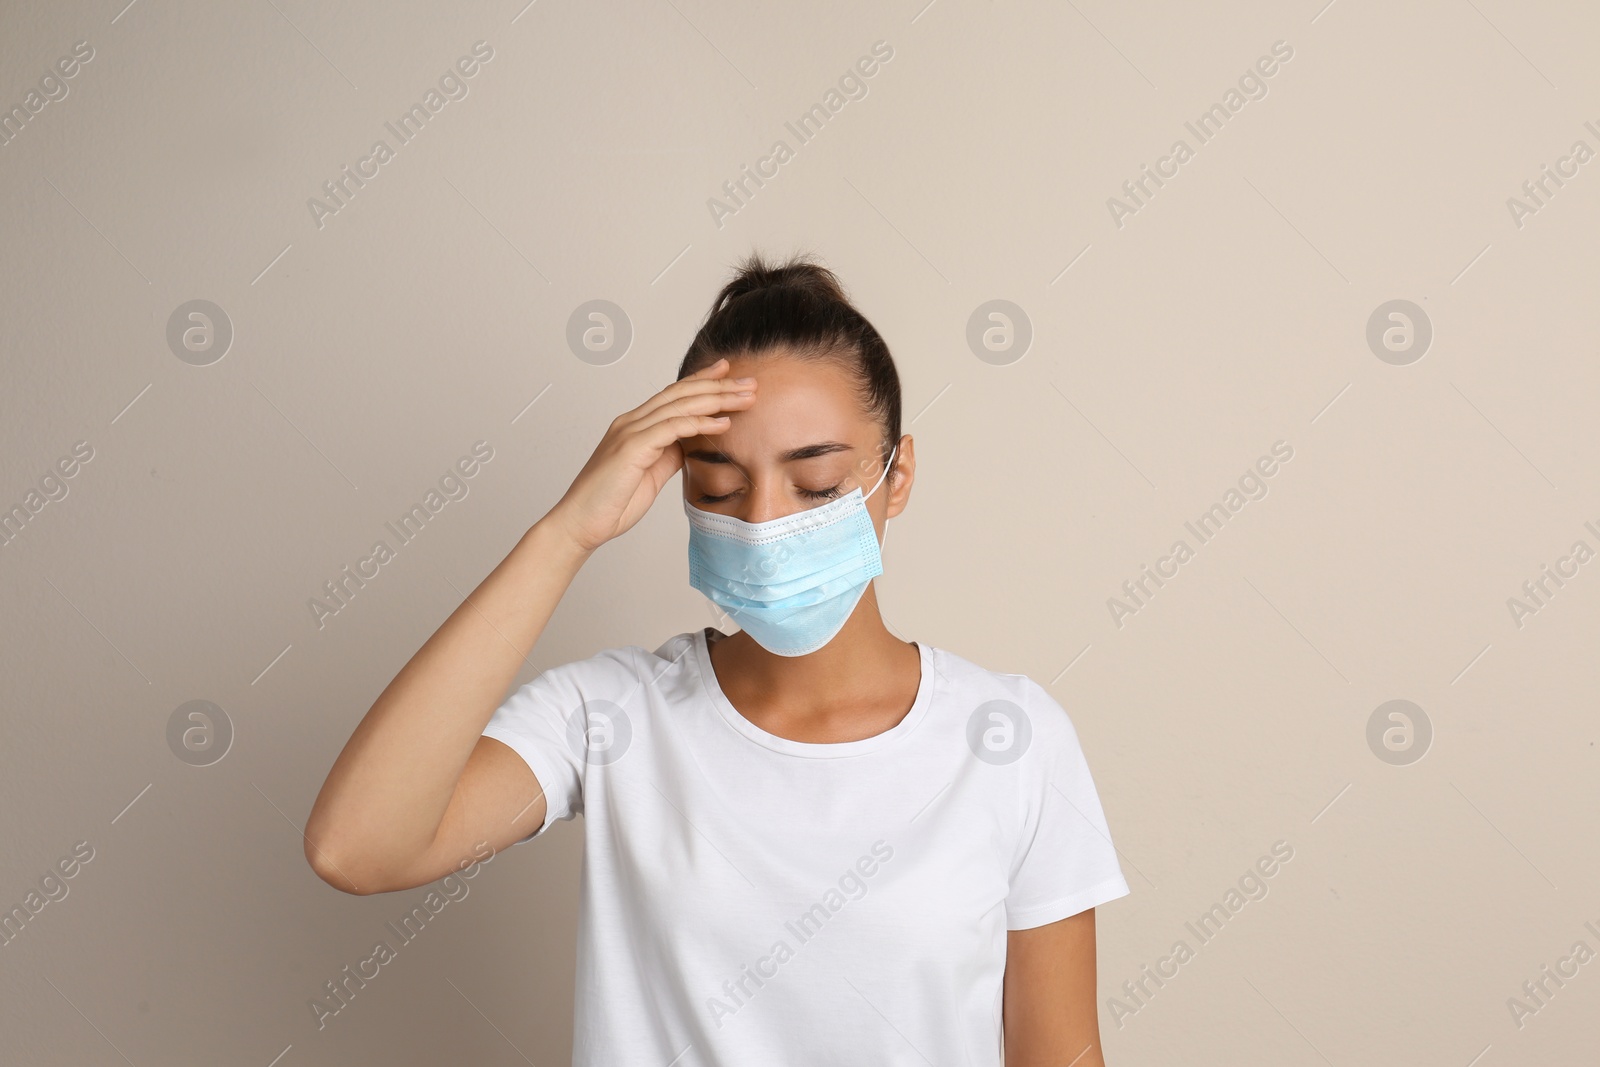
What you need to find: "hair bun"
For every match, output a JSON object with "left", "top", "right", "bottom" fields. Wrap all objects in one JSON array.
[{"left": 712, "top": 252, "right": 848, "bottom": 314}]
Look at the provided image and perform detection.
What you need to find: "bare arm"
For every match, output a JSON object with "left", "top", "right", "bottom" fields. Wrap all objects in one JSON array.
[
  {"left": 1003, "top": 908, "right": 1106, "bottom": 1067},
  {"left": 302, "top": 518, "right": 591, "bottom": 894},
  {"left": 302, "top": 356, "right": 757, "bottom": 895}
]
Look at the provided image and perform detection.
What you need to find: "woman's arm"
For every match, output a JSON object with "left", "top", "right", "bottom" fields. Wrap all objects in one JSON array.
[
  {"left": 1002, "top": 908, "right": 1106, "bottom": 1067},
  {"left": 302, "top": 516, "right": 593, "bottom": 894},
  {"left": 301, "top": 357, "right": 756, "bottom": 895}
]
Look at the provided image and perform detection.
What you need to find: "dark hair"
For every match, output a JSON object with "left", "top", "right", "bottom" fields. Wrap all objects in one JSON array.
[{"left": 676, "top": 251, "right": 903, "bottom": 476}]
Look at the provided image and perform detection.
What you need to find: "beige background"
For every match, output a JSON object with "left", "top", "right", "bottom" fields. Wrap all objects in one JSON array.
[{"left": 2, "top": 0, "right": 1597, "bottom": 1063}]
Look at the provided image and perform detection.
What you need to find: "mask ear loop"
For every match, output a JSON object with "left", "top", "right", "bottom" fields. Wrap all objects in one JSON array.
[
  {"left": 865, "top": 443, "right": 898, "bottom": 550},
  {"left": 863, "top": 444, "right": 897, "bottom": 502}
]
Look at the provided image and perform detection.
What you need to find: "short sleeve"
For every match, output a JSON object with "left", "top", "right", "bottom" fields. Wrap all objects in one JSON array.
[
  {"left": 480, "top": 646, "right": 639, "bottom": 843},
  {"left": 1003, "top": 679, "right": 1131, "bottom": 929}
]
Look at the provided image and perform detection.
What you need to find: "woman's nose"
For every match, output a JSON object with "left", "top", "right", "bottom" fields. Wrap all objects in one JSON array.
[{"left": 739, "top": 482, "right": 787, "bottom": 524}]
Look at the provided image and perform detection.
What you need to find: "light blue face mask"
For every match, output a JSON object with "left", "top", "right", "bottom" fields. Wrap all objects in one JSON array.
[{"left": 684, "top": 445, "right": 897, "bottom": 657}]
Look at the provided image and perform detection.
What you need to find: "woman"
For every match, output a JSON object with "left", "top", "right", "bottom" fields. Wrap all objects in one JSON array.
[{"left": 304, "top": 253, "right": 1131, "bottom": 1065}]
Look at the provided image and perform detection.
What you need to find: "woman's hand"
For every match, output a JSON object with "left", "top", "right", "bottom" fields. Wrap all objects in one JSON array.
[{"left": 548, "top": 356, "right": 756, "bottom": 553}]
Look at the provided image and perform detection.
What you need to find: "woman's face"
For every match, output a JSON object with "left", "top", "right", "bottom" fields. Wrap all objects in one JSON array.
[{"left": 680, "top": 350, "right": 910, "bottom": 526}]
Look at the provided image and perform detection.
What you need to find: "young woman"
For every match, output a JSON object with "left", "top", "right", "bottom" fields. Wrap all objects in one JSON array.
[{"left": 304, "top": 253, "right": 1131, "bottom": 1066}]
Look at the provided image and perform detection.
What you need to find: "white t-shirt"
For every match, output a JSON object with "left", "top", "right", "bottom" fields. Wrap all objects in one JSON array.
[{"left": 481, "top": 627, "right": 1130, "bottom": 1066}]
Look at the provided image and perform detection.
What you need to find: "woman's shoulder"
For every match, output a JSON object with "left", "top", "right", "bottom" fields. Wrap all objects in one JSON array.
[
  {"left": 923, "top": 642, "right": 1086, "bottom": 745},
  {"left": 923, "top": 640, "right": 1045, "bottom": 700},
  {"left": 648, "top": 627, "right": 709, "bottom": 662},
  {"left": 553, "top": 628, "right": 728, "bottom": 689},
  {"left": 518, "top": 631, "right": 696, "bottom": 691}
]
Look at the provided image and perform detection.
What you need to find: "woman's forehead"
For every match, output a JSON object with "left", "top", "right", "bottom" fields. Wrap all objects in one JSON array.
[{"left": 686, "top": 358, "right": 872, "bottom": 464}]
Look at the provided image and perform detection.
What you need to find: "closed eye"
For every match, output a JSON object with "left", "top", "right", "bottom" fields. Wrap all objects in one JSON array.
[{"left": 696, "top": 484, "right": 842, "bottom": 505}]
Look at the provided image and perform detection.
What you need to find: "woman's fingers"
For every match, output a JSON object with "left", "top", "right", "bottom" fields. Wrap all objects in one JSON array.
[
  {"left": 622, "top": 359, "right": 756, "bottom": 427},
  {"left": 635, "top": 410, "right": 739, "bottom": 453},
  {"left": 635, "top": 386, "right": 757, "bottom": 435},
  {"left": 546, "top": 358, "right": 755, "bottom": 552}
]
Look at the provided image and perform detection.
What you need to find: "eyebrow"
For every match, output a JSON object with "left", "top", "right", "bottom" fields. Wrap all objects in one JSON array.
[{"left": 684, "top": 441, "right": 854, "bottom": 464}]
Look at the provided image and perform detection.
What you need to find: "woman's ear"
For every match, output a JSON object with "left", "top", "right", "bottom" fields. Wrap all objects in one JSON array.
[{"left": 886, "top": 435, "right": 913, "bottom": 519}]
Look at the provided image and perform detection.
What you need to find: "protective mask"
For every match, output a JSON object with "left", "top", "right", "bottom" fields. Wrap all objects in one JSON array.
[{"left": 684, "top": 445, "right": 897, "bottom": 657}]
